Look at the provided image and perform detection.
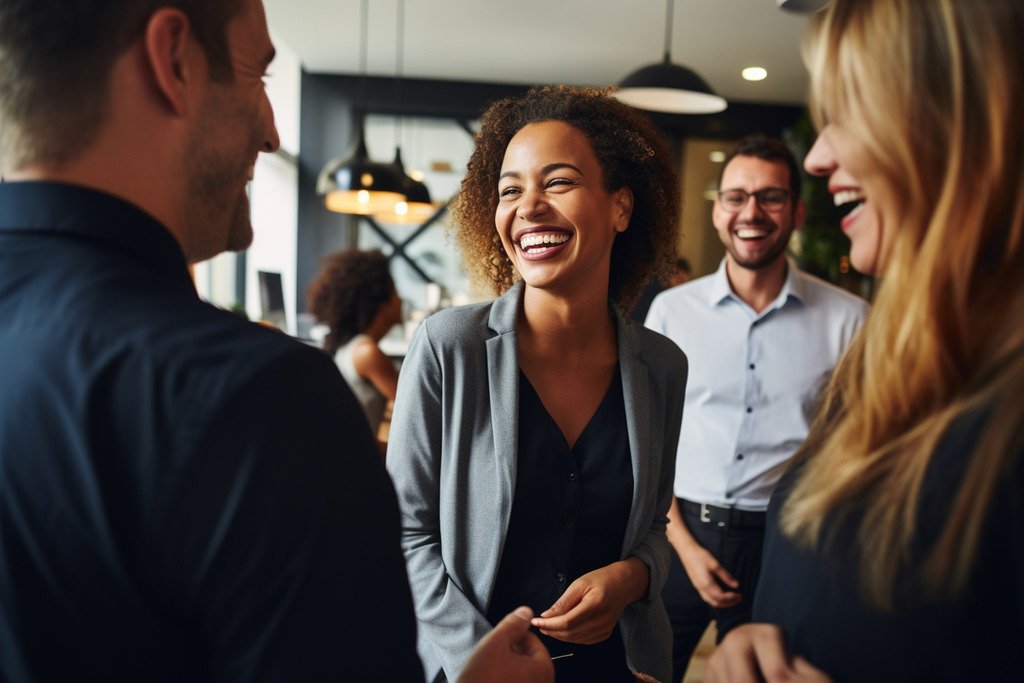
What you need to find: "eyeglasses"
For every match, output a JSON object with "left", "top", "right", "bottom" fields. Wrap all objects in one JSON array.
[{"left": 717, "top": 188, "right": 792, "bottom": 213}]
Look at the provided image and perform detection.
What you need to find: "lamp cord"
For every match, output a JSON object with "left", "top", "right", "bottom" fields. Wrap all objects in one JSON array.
[
  {"left": 663, "top": 0, "right": 674, "bottom": 61},
  {"left": 357, "top": 0, "right": 368, "bottom": 119},
  {"left": 393, "top": 0, "right": 406, "bottom": 150}
]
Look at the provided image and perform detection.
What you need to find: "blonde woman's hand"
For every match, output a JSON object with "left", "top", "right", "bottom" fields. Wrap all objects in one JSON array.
[{"left": 705, "top": 624, "right": 832, "bottom": 683}]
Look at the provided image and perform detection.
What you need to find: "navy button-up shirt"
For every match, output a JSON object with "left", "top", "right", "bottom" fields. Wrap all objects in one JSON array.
[{"left": 0, "top": 182, "right": 422, "bottom": 682}]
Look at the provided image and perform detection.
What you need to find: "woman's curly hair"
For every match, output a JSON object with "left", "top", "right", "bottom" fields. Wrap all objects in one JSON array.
[
  {"left": 450, "top": 85, "right": 681, "bottom": 313},
  {"left": 306, "top": 249, "right": 394, "bottom": 354}
]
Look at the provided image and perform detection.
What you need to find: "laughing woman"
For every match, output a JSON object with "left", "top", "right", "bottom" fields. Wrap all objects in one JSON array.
[
  {"left": 706, "top": 1, "right": 1024, "bottom": 681},
  {"left": 386, "top": 86, "right": 687, "bottom": 683}
]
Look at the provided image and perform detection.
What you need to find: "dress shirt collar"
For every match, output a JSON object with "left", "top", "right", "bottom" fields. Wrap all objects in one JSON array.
[
  {"left": 0, "top": 180, "right": 192, "bottom": 289},
  {"left": 707, "top": 257, "right": 806, "bottom": 314}
]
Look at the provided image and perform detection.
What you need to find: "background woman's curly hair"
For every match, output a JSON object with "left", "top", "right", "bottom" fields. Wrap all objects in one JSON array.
[
  {"left": 450, "top": 85, "right": 681, "bottom": 313},
  {"left": 306, "top": 249, "right": 394, "bottom": 354}
]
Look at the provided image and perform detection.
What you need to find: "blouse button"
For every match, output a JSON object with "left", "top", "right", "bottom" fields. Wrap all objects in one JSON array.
[{"left": 556, "top": 572, "right": 566, "bottom": 583}]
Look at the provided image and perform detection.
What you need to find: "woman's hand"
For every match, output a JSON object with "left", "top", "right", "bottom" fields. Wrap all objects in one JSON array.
[
  {"left": 531, "top": 557, "right": 648, "bottom": 644},
  {"left": 705, "top": 624, "right": 832, "bottom": 683}
]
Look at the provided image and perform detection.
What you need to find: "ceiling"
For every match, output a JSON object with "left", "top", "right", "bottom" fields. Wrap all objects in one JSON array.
[{"left": 265, "top": 0, "right": 815, "bottom": 107}]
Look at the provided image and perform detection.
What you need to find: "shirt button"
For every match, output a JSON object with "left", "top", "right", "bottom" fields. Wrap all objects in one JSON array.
[
  {"left": 746, "top": 406, "right": 753, "bottom": 413},
  {"left": 725, "top": 491, "right": 733, "bottom": 498},
  {"left": 737, "top": 453, "right": 744, "bottom": 460},
  {"left": 556, "top": 572, "right": 566, "bottom": 583},
  {"left": 568, "top": 472, "right": 577, "bottom": 482},
  {"left": 563, "top": 520, "right": 573, "bottom": 530},
  {"left": 749, "top": 363, "right": 755, "bottom": 370}
]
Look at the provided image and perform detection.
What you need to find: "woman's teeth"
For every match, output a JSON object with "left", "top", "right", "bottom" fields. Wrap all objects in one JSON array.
[
  {"left": 833, "top": 189, "right": 865, "bottom": 208},
  {"left": 520, "top": 233, "right": 570, "bottom": 250}
]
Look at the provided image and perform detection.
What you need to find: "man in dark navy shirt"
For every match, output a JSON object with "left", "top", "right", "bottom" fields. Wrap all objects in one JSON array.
[{"left": 0, "top": 1, "right": 551, "bottom": 681}]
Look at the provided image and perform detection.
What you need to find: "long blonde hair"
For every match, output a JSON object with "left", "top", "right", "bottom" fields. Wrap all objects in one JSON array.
[{"left": 782, "top": 0, "right": 1024, "bottom": 607}]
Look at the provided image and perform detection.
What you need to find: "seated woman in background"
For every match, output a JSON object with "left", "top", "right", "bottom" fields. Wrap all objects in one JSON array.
[
  {"left": 307, "top": 249, "right": 402, "bottom": 448},
  {"left": 386, "top": 86, "right": 687, "bottom": 683},
  {"left": 707, "top": 1, "right": 1024, "bottom": 681}
]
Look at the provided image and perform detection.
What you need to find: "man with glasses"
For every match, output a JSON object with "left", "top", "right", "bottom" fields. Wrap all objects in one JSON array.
[{"left": 645, "top": 135, "right": 867, "bottom": 682}]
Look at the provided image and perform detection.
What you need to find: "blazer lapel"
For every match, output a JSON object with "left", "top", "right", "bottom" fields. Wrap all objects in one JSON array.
[
  {"left": 616, "top": 315, "right": 655, "bottom": 556},
  {"left": 485, "top": 283, "right": 524, "bottom": 533}
]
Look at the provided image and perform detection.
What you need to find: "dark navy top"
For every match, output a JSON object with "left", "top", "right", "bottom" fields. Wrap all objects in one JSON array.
[
  {"left": 487, "top": 367, "right": 634, "bottom": 682},
  {"left": 752, "top": 407, "right": 1024, "bottom": 682},
  {"left": 0, "top": 182, "right": 423, "bottom": 682}
]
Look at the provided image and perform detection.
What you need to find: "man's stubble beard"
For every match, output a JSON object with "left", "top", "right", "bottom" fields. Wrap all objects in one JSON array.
[{"left": 183, "top": 89, "right": 257, "bottom": 262}]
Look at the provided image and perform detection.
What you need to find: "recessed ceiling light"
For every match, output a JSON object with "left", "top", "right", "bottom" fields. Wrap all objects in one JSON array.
[
  {"left": 742, "top": 67, "right": 768, "bottom": 82},
  {"left": 709, "top": 151, "right": 726, "bottom": 163}
]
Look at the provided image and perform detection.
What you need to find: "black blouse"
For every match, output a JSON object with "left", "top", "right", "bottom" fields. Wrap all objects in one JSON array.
[
  {"left": 486, "top": 368, "right": 635, "bottom": 681},
  {"left": 752, "top": 407, "right": 1024, "bottom": 682}
]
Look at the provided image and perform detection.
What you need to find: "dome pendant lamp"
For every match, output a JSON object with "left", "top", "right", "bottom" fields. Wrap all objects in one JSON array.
[
  {"left": 374, "top": 0, "right": 436, "bottom": 225},
  {"left": 317, "top": 0, "right": 406, "bottom": 215},
  {"left": 376, "top": 146, "right": 436, "bottom": 224},
  {"left": 614, "top": 0, "right": 727, "bottom": 114}
]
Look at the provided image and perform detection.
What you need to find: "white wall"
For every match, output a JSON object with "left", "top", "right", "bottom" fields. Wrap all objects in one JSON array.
[
  {"left": 194, "top": 32, "right": 302, "bottom": 331},
  {"left": 244, "top": 32, "right": 302, "bottom": 333}
]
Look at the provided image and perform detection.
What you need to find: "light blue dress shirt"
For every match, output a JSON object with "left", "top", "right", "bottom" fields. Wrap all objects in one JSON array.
[{"left": 645, "top": 259, "right": 867, "bottom": 511}]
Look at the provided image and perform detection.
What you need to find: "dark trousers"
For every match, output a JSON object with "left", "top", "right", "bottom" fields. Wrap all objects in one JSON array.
[{"left": 661, "top": 499, "right": 766, "bottom": 683}]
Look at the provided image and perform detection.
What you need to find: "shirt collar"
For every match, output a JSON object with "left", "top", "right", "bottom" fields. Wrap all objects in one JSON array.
[
  {"left": 0, "top": 181, "right": 192, "bottom": 285},
  {"left": 707, "top": 256, "right": 806, "bottom": 311}
]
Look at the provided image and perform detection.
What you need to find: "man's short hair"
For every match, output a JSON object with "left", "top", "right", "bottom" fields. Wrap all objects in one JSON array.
[
  {"left": 0, "top": 0, "right": 244, "bottom": 171},
  {"left": 720, "top": 134, "right": 802, "bottom": 200}
]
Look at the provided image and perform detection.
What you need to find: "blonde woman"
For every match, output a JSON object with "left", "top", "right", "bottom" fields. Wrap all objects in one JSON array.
[
  {"left": 707, "top": 1, "right": 1024, "bottom": 681},
  {"left": 387, "top": 87, "right": 686, "bottom": 683}
]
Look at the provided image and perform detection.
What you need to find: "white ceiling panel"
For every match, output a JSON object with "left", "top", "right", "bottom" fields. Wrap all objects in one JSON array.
[{"left": 265, "top": 0, "right": 813, "bottom": 106}]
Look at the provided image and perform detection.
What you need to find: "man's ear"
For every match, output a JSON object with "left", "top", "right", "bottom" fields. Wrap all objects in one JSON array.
[
  {"left": 613, "top": 186, "right": 634, "bottom": 233},
  {"left": 143, "top": 8, "right": 196, "bottom": 116}
]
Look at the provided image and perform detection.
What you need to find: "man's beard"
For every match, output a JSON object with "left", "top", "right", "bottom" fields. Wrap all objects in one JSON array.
[
  {"left": 183, "top": 99, "right": 257, "bottom": 262},
  {"left": 224, "top": 189, "right": 254, "bottom": 253},
  {"left": 726, "top": 235, "right": 789, "bottom": 270}
]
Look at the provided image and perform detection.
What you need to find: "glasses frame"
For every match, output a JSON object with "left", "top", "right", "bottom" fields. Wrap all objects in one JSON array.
[{"left": 716, "top": 187, "right": 793, "bottom": 214}]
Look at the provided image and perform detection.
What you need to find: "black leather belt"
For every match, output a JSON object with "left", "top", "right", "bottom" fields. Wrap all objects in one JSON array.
[{"left": 679, "top": 498, "right": 766, "bottom": 529}]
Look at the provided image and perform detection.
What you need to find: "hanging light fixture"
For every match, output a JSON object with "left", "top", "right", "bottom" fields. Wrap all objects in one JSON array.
[
  {"left": 776, "top": 0, "right": 830, "bottom": 12},
  {"left": 374, "top": 0, "right": 436, "bottom": 225},
  {"left": 376, "top": 147, "right": 436, "bottom": 224},
  {"left": 317, "top": 0, "right": 406, "bottom": 215},
  {"left": 613, "top": 0, "right": 727, "bottom": 114}
]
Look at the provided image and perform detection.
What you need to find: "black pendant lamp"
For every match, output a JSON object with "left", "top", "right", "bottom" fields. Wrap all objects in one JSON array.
[
  {"left": 376, "top": 147, "right": 436, "bottom": 224},
  {"left": 776, "top": 0, "right": 830, "bottom": 12},
  {"left": 374, "top": 0, "right": 435, "bottom": 225},
  {"left": 614, "top": 0, "right": 726, "bottom": 114},
  {"left": 317, "top": 0, "right": 406, "bottom": 215}
]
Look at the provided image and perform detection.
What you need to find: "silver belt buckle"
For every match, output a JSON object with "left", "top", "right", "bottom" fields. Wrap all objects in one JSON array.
[{"left": 700, "top": 503, "right": 712, "bottom": 523}]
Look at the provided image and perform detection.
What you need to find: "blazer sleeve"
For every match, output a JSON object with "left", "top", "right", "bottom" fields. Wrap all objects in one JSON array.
[
  {"left": 631, "top": 343, "right": 687, "bottom": 604},
  {"left": 386, "top": 322, "right": 495, "bottom": 680}
]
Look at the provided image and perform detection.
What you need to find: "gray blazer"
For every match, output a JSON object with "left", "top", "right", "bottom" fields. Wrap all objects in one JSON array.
[{"left": 387, "top": 282, "right": 688, "bottom": 683}]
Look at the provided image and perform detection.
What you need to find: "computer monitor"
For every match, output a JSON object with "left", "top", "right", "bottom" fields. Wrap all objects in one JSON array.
[{"left": 257, "top": 270, "right": 287, "bottom": 331}]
